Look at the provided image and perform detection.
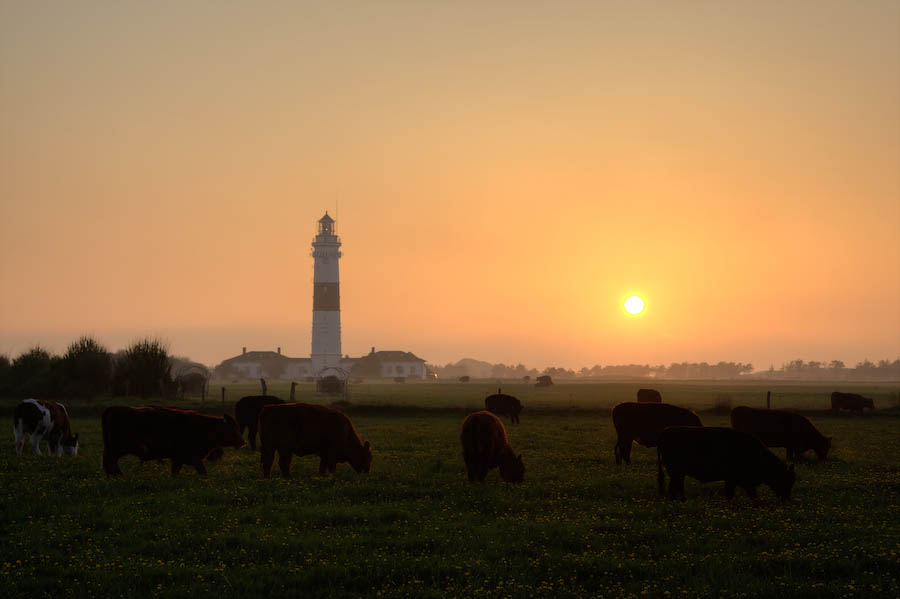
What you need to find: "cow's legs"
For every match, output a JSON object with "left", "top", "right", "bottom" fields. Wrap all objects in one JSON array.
[
  {"left": 30, "top": 431, "right": 44, "bottom": 456},
  {"left": 786, "top": 447, "right": 795, "bottom": 461},
  {"left": 614, "top": 439, "right": 622, "bottom": 465},
  {"left": 278, "top": 451, "right": 292, "bottom": 478},
  {"left": 668, "top": 473, "right": 685, "bottom": 501},
  {"left": 171, "top": 461, "right": 183, "bottom": 476},
  {"left": 191, "top": 457, "right": 208, "bottom": 476},
  {"left": 14, "top": 420, "right": 25, "bottom": 456},
  {"left": 724, "top": 482, "right": 736, "bottom": 499},
  {"left": 261, "top": 445, "right": 275, "bottom": 478},
  {"left": 248, "top": 424, "right": 257, "bottom": 451}
]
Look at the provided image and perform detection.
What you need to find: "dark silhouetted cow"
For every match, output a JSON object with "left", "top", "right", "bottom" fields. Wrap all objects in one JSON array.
[
  {"left": 637, "top": 388, "right": 662, "bottom": 403},
  {"left": 101, "top": 406, "right": 244, "bottom": 477},
  {"left": 235, "top": 395, "right": 285, "bottom": 450},
  {"left": 258, "top": 403, "right": 371, "bottom": 477},
  {"left": 612, "top": 402, "right": 702, "bottom": 465},
  {"left": 730, "top": 406, "right": 831, "bottom": 460},
  {"left": 460, "top": 411, "right": 524, "bottom": 483},
  {"left": 657, "top": 426, "right": 795, "bottom": 501},
  {"left": 485, "top": 389, "right": 522, "bottom": 424},
  {"left": 830, "top": 391, "right": 874, "bottom": 414},
  {"left": 13, "top": 399, "right": 79, "bottom": 456}
]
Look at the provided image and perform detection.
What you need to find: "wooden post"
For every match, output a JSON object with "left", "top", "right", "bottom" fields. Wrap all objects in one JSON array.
[
  {"left": 221, "top": 386, "right": 225, "bottom": 407},
  {"left": 260, "top": 377, "right": 267, "bottom": 396},
  {"left": 766, "top": 390, "right": 771, "bottom": 409},
  {"left": 290, "top": 381, "right": 296, "bottom": 402}
]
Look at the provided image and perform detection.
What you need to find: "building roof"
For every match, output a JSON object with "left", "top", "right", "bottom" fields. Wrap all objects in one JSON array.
[
  {"left": 219, "top": 351, "right": 310, "bottom": 365},
  {"left": 369, "top": 350, "right": 425, "bottom": 362},
  {"left": 319, "top": 212, "right": 334, "bottom": 223}
]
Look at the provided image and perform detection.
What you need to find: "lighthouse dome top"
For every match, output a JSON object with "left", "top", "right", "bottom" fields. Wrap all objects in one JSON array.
[{"left": 317, "top": 212, "right": 336, "bottom": 236}]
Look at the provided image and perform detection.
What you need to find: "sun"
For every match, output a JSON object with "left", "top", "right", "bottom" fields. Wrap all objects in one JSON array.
[{"left": 624, "top": 295, "right": 645, "bottom": 315}]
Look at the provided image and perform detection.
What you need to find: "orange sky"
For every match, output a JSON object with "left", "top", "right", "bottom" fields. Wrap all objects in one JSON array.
[{"left": 1, "top": 2, "right": 898, "bottom": 370}]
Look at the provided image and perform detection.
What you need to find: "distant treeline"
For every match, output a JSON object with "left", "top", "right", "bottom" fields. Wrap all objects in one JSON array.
[
  {"left": 429, "top": 358, "right": 900, "bottom": 381},
  {"left": 0, "top": 336, "right": 206, "bottom": 399}
]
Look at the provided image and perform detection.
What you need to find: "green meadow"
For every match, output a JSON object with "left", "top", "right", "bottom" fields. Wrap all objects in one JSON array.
[{"left": 1, "top": 381, "right": 899, "bottom": 598}]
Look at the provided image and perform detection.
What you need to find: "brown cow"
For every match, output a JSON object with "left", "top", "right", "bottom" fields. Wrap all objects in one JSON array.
[
  {"left": 612, "top": 402, "right": 702, "bottom": 465},
  {"left": 485, "top": 389, "right": 522, "bottom": 424},
  {"left": 460, "top": 411, "right": 524, "bottom": 483},
  {"left": 730, "top": 406, "right": 831, "bottom": 460},
  {"left": 637, "top": 388, "right": 662, "bottom": 403},
  {"left": 657, "top": 426, "right": 796, "bottom": 501},
  {"left": 13, "top": 399, "right": 79, "bottom": 456},
  {"left": 235, "top": 395, "right": 285, "bottom": 450},
  {"left": 831, "top": 391, "right": 874, "bottom": 414},
  {"left": 258, "top": 403, "right": 372, "bottom": 477},
  {"left": 101, "top": 406, "right": 244, "bottom": 477}
]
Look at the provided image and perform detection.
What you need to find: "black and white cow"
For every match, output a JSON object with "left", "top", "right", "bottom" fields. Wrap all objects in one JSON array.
[{"left": 13, "top": 399, "right": 79, "bottom": 456}]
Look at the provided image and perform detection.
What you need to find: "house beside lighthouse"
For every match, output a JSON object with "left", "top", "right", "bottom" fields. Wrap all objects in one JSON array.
[{"left": 213, "top": 213, "right": 427, "bottom": 381}]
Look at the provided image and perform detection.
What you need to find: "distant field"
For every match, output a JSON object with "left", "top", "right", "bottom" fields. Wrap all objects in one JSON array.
[{"left": 1, "top": 382, "right": 899, "bottom": 598}]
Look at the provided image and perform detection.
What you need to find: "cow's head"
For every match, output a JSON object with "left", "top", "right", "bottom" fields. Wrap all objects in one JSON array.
[
  {"left": 350, "top": 440, "right": 372, "bottom": 473},
  {"left": 499, "top": 453, "right": 525, "bottom": 483},
  {"left": 219, "top": 414, "right": 246, "bottom": 448},
  {"left": 816, "top": 436, "right": 833, "bottom": 460},
  {"left": 61, "top": 433, "right": 79, "bottom": 456}
]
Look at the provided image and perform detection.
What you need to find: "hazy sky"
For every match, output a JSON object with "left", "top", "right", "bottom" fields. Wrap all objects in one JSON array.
[{"left": 2, "top": 1, "right": 898, "bottom": 370}]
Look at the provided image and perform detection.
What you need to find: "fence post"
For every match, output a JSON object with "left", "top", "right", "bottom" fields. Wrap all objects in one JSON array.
[
  {"left": 766, "top": 390, "right": 771, "bottom": 409},
  {"left": 260, "top": 377, "right": 267, "bottom": 396},
  {"left": 221, "top": 386, "right": 225, "bottom": 407}
]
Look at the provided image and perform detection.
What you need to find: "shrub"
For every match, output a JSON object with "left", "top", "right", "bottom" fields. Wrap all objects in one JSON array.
[
  {"left": 113, "top": 338, "right": 174, "bottom": 398},
  {"left": 10, "top": 346, "right": 61, "bottom": 397},
  {"left": 61, "top": 336, "right": 112, "bottom": 398}
]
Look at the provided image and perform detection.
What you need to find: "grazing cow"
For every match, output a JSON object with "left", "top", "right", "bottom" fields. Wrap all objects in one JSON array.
[
  {"left": 830, "top": 391, "right": 875, "bottom": 414},
  {"left": 730, "top": 406, "right": 831, "bottom": 460},
  {"left": 258, "top": 403, "right": 371, "bottom": 478},
  {"left": 101, "top": 406, "right": 244, "bottom": 477},
  {"left": 460, "top": 411, "right": 524, "bottom": 483},
  {"left": 485, "top": 389, "right": 523, "bottom": 424},
  {"left": 657, "top": 426, "right": 796, "bottom": 501},
  {"left": 637, "top": 388, "right": 662, "bottom": 403},
  {"left": 13, "top": 399, "right": 79, "bottom": 456},
  {"left": 235, "top": 395, "right": 285, "bottom": 450},
  {"left": 612, "top": 402, "right": 702, "bottom": 465}
]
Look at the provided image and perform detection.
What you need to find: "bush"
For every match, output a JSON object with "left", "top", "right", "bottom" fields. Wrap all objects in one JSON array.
[
  {"left": 113, "top": 338, "right": 174, "bottom": 398},
  {"left": 10, "top": 346, "right": 61, "bottom": 397},
  {"left": 60, "top": 336, "right": 112, "bottom": 398}
]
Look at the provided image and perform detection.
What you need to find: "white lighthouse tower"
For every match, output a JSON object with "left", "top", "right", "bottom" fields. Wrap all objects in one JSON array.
[{"left": 310, "top": 212, "right": 342, "bottom": 375}]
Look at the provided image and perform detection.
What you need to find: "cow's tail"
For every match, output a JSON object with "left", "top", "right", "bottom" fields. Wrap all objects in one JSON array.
[{"left": 656, "top": 446, "right": 665, "bottom": 497}]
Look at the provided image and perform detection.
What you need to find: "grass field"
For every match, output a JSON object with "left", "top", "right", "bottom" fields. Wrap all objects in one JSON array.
[{"left": 1, "top": 382, "right": 899, "bottom": 598}]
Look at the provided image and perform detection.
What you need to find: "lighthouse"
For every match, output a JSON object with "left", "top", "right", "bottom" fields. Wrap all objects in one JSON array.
[{"left": 310, "top": 212, "right": 342, "bottom": 375}]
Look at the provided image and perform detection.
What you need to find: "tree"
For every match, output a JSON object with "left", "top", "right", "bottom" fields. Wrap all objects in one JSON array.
[
  {"left": 10, "top": 346, "right": 60, "bottom": 397},
  {"left": 61, "top": 336, "right": 112, "bottom": 398},
  {"left": 113, "top": 338, "right": 173, "bottom": 398}
]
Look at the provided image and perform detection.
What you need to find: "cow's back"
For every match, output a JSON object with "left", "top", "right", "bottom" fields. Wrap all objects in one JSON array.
[
  {"left": 461, "top": 411, "right": 509, "bottom": 460},
  {"left": 260, "top": 403, "right": 355, "bottom": 450},
  {"left": 613, "top": 402, "right": 702, "bottom": 446},
  {"left": 236, "top": 395, "right": 284, "bottom": 425},
  {"left": 637, "top": 389, "right": 662, "bottom": 403}
]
